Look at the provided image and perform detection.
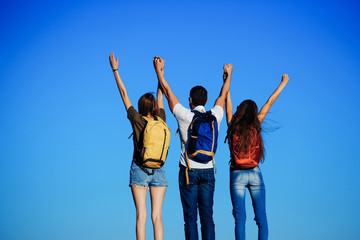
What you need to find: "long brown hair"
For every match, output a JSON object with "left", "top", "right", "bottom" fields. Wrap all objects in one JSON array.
[
  {"left": 227, "top": 100, "right": 265, "bottom": 161},
  {"left": 138, "top": 93, "right": 159, "bottom": 117}
]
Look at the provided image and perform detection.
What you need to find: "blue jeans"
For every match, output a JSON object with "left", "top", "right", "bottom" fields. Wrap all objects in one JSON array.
[
  {"left": 179, "top": 165, "right": 215, "bottom": 240},
  {"left": 230, "top": 167, "right": 268, "bottom": 240}
]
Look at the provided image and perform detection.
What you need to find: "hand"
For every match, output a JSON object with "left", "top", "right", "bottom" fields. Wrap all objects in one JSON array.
[
  {"left": 223, "top": 63, "right": 233, "bottom": 75},
  {"left": 223, "top": 72, "right": 227, "bottom": 82},
  {"left": 153, "top": 56, "right": 165, "bottom": 74},
  {"left": 109, "top": 53, "right": 119, "bottom": 71},
  {"left": 282, "top": 74, "right": 289, "bottom": 83},
  {"left": 223, "top": 64, "right": 233, "bottom": 82}
]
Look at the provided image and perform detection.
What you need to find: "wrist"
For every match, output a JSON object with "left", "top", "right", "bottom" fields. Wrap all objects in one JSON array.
[
  {"left": 155, "top": 68, "right": 163, "bottom": 75},
  {"left": 224, "top": 72, "right": 232, "bottom": 77},
  {"left": 112, "top": 68, "right": 118, "bottom": 72}
]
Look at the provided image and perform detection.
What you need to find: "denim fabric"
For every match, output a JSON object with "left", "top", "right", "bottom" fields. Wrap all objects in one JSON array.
[
  {"left": 179, "top": 166, "right": 215, "bottom": 240},
  {"left": 129, "top": 161, "right": 168, "bottom": 187},
  {"left": 230, "top": 167, "right": 268, "bottom": 240}
]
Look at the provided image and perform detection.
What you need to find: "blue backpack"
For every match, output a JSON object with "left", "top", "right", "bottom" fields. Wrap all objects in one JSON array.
[{"left": 186, "top": 111, "right": 218, "bottom": 163}]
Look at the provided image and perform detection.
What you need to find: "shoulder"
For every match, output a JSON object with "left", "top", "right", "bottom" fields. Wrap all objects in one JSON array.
[
  {"left": 127, "top": 106, "right": 138, "bottom": 119},
  {"left": 173, "top": 103, "right": 192, "bottom": 120},
  {"left": 212, "top": 105, "right": 224, "bottom": 114},
  {"left": 210, "top": 105, "right": 224, "bottom": 123},
  {"left": 127, "top": 106, "right": 145, "bottom": 125}
]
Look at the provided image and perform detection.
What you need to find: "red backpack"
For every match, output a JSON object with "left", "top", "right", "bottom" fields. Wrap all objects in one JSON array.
[{"left": 230, "top": 128, "right": 261, "bottom": 169}]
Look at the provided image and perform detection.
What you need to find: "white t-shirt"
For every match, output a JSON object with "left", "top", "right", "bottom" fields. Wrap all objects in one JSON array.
[{"left": 173, "top": 103, "right": 224, "bottom": 169}]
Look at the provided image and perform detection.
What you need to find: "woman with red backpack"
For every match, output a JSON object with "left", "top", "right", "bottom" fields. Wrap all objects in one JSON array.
[{"left": 225, "top": 74, "right": 289, "bottom": 240}]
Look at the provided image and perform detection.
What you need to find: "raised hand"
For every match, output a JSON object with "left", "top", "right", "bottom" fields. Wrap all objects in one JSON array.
[
  {"left": 152, "top": 56, "right": 179, "bottom": 112},
  {"left": 109, "top": 53, "right": 119, "bottom": 71},
  {"left": 223, "top": 64, "right": 233, "bottom": 75},
  {"left": 223, "top": 63, "right": 233, "bottom": 82},
  {"left": 282, "top": 74, "right": 289, "bottom": 83},
  {"left": 258, "top": 73, "right": 289, "bottom": 124},
  {"left": 109, "top": 52, "right": 132, "bottom": 110},
  {"left": 153, "top": 56, "right": 165, "bottom": 75}
]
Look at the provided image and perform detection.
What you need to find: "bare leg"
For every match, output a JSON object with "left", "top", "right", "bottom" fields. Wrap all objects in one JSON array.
[
  {"left": 131, "top": 185, "right": 148, "bottom": 240},
  {"left": 150, "top": 186, "right": 167, "bottom": 240}
]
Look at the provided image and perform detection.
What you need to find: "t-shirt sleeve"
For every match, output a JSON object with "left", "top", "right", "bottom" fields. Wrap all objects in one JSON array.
[
  {"left": 173, "top": 103, "right": 191, "bottom": 121},
  {"left": 211, "top": 105, "right": 224, "bottom": 127},
  {"left": 127, "top": 106, "right": 146, "bottom": 143},
  {"left": 127, "top": 106, "right": 141, "bottom": 123}
]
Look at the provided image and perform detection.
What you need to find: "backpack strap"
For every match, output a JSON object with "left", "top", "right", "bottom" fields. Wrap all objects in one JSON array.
[
  {"left": 139, "top": 165, "right": 155, "bottom": 175},
  {"left": 213, "top": 159, "right": 217, "bottom": 175},
  {"left": 142, "top": 116, "right": 152, "bottom": 122},
  {"left": 175, "top": 128, "right": 186, "bottom": 144},
  {"left": 210, "top": 119, "right": 217, "bottom": 175},
  {"left": 130, "top": 116, "right": 151, "bottom": 150},
  {"left": 185, "top": 150, "right": 193, "bottom": 185},
  {"left": 184, "top": 114, "right": 196, "bottom": 185},
  {"left": 210, "top": 120, "right": 216, "bottom": 153}
]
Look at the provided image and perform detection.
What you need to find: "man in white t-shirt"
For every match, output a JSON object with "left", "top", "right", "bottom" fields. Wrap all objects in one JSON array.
[{"left": 153, "top": 56, "right": 232, "bottom": 240}]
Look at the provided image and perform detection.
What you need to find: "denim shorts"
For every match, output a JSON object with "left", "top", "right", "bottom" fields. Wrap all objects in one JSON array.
[{"left": 129, "top": 160, "right": 168, "bottom": 188}]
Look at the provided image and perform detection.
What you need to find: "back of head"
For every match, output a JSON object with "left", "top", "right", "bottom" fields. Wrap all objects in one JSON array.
[
  {"left": 190, "top": 85, "right": 207, "bottom": 107},
  {"left": 138, "top": 93, "right": 159, "bottom": 117},
  {"left": 234, "top": 100, "right": 258, "bottom": 125},
  {"left": 228, "top": 99, "right": 265, "bottom": 161}
]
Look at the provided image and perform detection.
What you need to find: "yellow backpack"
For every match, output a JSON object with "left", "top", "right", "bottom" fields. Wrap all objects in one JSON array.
[{"left": 139, "top": 116, "right": 170, "bottom": 173}]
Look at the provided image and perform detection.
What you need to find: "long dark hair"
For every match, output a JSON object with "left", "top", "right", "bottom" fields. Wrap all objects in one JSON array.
[
  {"left": 138, "top": 93, "right": 159, "bottom": 117},
  {"left": 227, "top": 99, "right": 265, "bottom": 161}
]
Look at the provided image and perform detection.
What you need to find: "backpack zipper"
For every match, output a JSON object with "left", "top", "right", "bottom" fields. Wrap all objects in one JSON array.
[
  {"left": 211, "top": 121, "right": 215, "bottom": 153},
  {"left": 159, "top": 128, "right": 166, "bottom": 160}
]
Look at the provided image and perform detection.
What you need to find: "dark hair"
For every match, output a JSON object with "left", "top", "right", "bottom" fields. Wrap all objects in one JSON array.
[
  {"left": 190, "top": 86, "right": 207, "bottom": 107},
  {"left": 138, "top": 93, "right": 159, "bottom": 117},
  {"left": 227, "top": 100, "right": 265, "bottom": 161}
]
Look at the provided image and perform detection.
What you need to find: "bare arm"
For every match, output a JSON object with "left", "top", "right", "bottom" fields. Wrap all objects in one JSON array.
[
  {"left": 225, "top": 91, "right": 233, "bottom": 126},
  {"left": 258, "top": 74, "right": 289, "bottom": 124},
  {"left": 157, "top": 82, "right": 164, "bottom": 110},
  {"left": 153, "top": 56, "right": 180, "bottom": 113},
  {"left": 109, "top": 53, "right": 132, "bottom": 111},
  {"left": 214, "top": 63, "right": 233, "bottom": 110}
]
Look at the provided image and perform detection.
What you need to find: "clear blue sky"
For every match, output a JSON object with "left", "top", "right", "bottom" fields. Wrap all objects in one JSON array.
[{"left": 1, "top": 0, "right": 359, "bottom": 239}]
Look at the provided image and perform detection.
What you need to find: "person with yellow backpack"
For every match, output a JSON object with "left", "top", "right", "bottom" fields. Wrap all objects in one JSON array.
[{"left": 109, "top": 53, "right": 170, "bottom": 240}]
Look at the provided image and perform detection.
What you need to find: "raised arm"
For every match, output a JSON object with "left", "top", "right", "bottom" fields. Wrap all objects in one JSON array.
[
  {"left": 109, "top": 53, "right": 132, "bottom": 111},
  {"left": 225, "top": 91, "right": 233, "bottom": 126},
  {"left": 214, "top": 63, "right": 233, "bottom": 110},
  {"left": 157, "top": 82, "right": 164, "bottom": 110},
  {"left": 258, "top": 74, "right": 289, "bottom": 124},
  {"left": 153, "top": 56, "right": 180, "bottom": 113}
]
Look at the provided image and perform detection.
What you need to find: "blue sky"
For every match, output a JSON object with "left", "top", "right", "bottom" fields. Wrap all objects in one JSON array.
[{"left": 0, "top": 0, "right": 359, "bottom": 239}]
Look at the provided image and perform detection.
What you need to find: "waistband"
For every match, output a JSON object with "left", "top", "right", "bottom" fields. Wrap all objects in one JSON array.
[{"left": 179, "top": 164, "right": 214, "bottom": 170}]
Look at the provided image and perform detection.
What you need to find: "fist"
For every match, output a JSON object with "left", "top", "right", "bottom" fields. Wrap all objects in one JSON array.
[
  {"left": 223, "top": 64, "right": 233, "bottom": 74},
  {"left": 282, "top": 74, "right": 289, "bottom": 83},
  {"left": 153, "top": 56, "right": 165, "bottom": 72}
]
